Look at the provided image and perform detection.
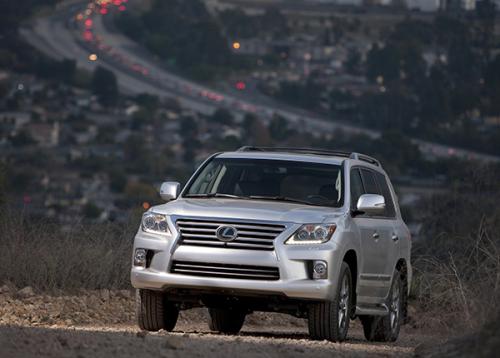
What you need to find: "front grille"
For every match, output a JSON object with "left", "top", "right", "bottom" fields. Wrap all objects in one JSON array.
[
  {"left": 176, "top": 218, "right": 285, "bottom": 251},
  {"left": 171, "top": 261, "right": 280, "bottom": 281}
]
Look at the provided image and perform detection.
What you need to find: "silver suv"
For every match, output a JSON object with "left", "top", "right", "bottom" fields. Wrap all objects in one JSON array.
[{"left": 131, "top": 147, "right": 411, "bottom": 342}]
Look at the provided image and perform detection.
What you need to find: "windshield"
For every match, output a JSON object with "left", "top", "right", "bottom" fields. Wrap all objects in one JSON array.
[{"left": 184, "top": 158, "right": 343, "bottom": 207}]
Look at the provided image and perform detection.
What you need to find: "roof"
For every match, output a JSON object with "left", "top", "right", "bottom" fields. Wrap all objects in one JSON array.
[
  {"left": 217, "top": 146, "right": 381, "bottom": 168},
  {"left": 218, "top": 151, "right": 345, "bottom": 165}
]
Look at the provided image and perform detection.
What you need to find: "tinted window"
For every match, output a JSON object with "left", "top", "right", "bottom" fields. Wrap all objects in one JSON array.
[
  {"left": 375, "top": 172, "right": 396, "bottom": 218},
  {"left": 350, "top": 168, "right": 364, "bottom": 210},
  {"left": 185, "top": 158, "right": 343, "bottom": 207},
  {"left": 360, "top": 169, "right": 379, "bottom": 195}
]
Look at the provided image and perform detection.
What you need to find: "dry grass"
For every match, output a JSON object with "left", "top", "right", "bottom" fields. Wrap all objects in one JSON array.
[
  {"left": 0, "top": 208, "right": 136, "bottom": 292},
  {"left": 412, "top": 219, "right": 500, "bottom": 332}
]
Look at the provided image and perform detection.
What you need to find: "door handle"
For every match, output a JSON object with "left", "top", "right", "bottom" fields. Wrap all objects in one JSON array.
[
  {"left": 372, "top": 232, "right": 380, "bottom": 239},
  {"left": 392, "top": 233, "right": 399, "bottom": 242}
]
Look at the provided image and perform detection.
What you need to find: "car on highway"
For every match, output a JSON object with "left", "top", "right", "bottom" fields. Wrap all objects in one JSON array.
[{"left": 131, "top": 146, "right": 412, "bottom": 342}]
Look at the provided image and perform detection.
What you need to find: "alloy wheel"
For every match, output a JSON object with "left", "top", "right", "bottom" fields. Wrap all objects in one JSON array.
[
  {"left": 389, "top": 278, "right": 401, "bottom": 333},
  {"left": 338, "top": 274, "right": 350, "bottom": 333}
]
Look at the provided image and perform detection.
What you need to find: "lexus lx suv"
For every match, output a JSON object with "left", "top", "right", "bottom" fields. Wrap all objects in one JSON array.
[{"left": 131, "top": 147, "right": 411, "bottom": 342}]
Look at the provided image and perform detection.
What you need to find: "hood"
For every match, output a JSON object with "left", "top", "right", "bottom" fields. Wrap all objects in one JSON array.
[{"left": 151, "top": 198, "right": 344, "bottom": 224}]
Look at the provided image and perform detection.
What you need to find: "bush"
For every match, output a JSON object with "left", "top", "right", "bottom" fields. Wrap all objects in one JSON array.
[
  {"left": 0, "top": 208, "right": 136, "bottom": 292},
  {"left": 412, "top": 165, "right": 500, "bottom": 331},
  {"left": 412, "top": 222, "right": 500, "bottom": 331}
]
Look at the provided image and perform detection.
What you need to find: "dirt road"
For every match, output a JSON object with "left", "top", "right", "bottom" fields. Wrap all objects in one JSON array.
[{"left": 0, "top": 289, "right": 443, "bottom": 358}]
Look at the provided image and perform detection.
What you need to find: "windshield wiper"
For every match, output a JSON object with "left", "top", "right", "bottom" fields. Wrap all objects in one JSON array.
[
  {"left": 184, "top": 193, "right": 322, "bottom": 206},
  {"left": 184, "top": 193, "right": 245, "bottom": 199},
  {"left": 247, "top": 195, "right": 319, "bottom": 206}
]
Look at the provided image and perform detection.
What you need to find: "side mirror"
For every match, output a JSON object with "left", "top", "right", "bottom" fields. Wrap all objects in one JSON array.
[
  {"left": 356, "top": 194, "right": 385, "bottom": 214},
  {"left": 159, "top": 181, "right": 180, "bottom": 202}
]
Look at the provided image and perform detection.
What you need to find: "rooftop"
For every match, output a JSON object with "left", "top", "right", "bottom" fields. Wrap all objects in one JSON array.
[{"left": 218, "top": 146, "right": 381, "bottom": 167}]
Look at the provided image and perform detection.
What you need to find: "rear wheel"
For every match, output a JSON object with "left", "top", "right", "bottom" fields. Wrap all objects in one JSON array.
[
  {"left": 360, "top": 270, "right": 402, "bottom": 342},
  {"left": 308, "top": 262, "right": 352, "bottom": 342},
  {"left": 136, "top": 289, "right": 179, "bottom": 331},
  {"left": 208, "top": 308, "right": 246, "bottom": 334}
]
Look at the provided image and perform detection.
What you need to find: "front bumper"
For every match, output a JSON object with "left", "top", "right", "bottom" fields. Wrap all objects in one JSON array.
[{"left": 131, "top": 219, "right": 344, "bottom": 301}]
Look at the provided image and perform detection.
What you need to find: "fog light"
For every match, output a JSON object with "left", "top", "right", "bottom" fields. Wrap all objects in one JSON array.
[
  {"left": 134, "top": 248, "right": 147, "bottom": 267},
  {"left": 313, "top": 261, "right": 328, "bottom": 279}
]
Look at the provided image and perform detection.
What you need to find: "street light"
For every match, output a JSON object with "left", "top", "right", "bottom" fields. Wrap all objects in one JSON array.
[{"left": 89, "top": 53, "right": 98, "bottom": 61}]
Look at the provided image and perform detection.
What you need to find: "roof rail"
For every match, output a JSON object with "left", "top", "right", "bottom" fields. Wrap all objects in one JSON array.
[
  {"left": 237, "top": 146, "right": 381, "bottom": 167},
  {"left": 349, "top": 153, "right": 381, "bottom": 167}
]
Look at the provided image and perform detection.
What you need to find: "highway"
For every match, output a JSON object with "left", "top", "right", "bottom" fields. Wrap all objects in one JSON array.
[{"left": 20, "top": 0, "right": 500, "bottom": 163}]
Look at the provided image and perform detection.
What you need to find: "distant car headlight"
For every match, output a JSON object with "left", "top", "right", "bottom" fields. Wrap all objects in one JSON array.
[
  {"left": 286, "top": 224, "right": 336, "bottom": 245},
  {"left": 141, "top": 212, "right": 170, "bottom": 235}
]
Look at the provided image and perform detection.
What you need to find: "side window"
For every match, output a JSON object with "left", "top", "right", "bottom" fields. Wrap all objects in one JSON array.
[
  {"left": 360, "top": 169, "right": 379, "bottom": 195},
  {"left": 350, "top": 168, "right": 365, "bottom": 210},
  {"left": 375, "top": 172, "right": 396, "bottom": 218},
  {"left": 360, "top": 168, "right": 385, "bottom": 217}
]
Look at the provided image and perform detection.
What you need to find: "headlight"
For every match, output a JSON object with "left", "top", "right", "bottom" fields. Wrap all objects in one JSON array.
[
  {"left": 285, "top": 224, "right": 336, "bottom": 245},
  {"left": 141, "top": 212, "right": 170, "bottom": 235}
]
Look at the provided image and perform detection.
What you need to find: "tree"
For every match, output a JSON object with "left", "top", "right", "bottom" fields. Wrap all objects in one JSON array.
[
  {"left": 278, "top": 79, "right": 324, "bottom": 110},
  {"left": 475, "top": 0, "right": 496, "bottom": 59},
  {"left": 91, "top": 66, "right": 118, "bottom": 107},
  {"left": 108, "top": 168, "right": 127, "bottom": 193},
  {"left": 260, "top": 8, "right": 288, "bottom": 37},
  {"left": 122, "top": 135, "right": 153, "bottom": 173},
  {"left": 484, "top": 54, "right": 500, "bottom": 115},
  {"left": 366, "top": 41, "right": 425, "bottom": 86},
  {"left": 117, "top": 0, "right": 232, "bottom": 80},
  {"left": 210, "top": 108, "right": 234, "bottom": 125},
  {"left": 242, "top": 114, "right": 271, "bottom": 146},
  {"left": 269, "top": 114, "right": 291, "bottom": 141},
  {"left": 124, "top": 182, "right": 158, "bottom": 206},
  {"left": 0, "top": 163, "right": 6, "bottom": 206},
  {"left": 135, "top": 93, "right": 159, "bottom": 112},
  {"left": 344, "top": 49, "right": 361, "bottom": 75},
  {"left": 83, "top": 202, "right": 102, "bottom": 219},
  {"left": 218, "top": 8, "right": 256, "bottom": 39}
]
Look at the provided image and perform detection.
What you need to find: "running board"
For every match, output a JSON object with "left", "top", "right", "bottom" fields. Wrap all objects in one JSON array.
[{"left": 355, "top": 304, "right": 389, "bottom": 316}]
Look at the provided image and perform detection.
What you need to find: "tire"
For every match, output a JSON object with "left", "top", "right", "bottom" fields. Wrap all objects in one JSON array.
[
  {"left": 308, "top": 262, "right": 353, "bottom": 342},
  {"left": 208, "top": 308, "right": 246, "bottom": 334},
  {"left": 136, "top": 289, "right": 179, "bottom": 332},
  {"left": 360, "top": 270, "right": 402, "bottom": 342}
]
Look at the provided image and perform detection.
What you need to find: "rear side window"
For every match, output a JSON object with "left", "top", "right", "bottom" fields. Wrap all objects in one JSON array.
[
  {"left": 375, "top": 172, "right": 396, "bottom": 218},
  {"left": 350, "top": 168, "right": 364, "bottom": 210}
]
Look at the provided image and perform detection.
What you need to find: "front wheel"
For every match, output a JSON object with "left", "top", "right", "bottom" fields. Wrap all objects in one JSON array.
[
  {"left": 136, "top": 289, "right": 179, "bottom": 332},
  {"left": 360, "top": 269, "right": 402, "bottom": 342},
  {"left": 308, "top": 262, "right": 352, "bottom": 342}
]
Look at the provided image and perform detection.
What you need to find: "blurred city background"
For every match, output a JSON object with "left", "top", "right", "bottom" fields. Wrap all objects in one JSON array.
[{"left": 0, "top": 0, "right": 499, "bottom": 234}]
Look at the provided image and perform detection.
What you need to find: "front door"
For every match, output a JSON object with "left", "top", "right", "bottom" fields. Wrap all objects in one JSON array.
[{"left": 351, "top": 168, "right": 396, "bottom": 304}]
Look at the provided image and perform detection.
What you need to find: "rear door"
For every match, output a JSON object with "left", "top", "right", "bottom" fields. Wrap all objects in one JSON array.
[{"left": 373, "top": 171, "right": 400, "bottom": 280}]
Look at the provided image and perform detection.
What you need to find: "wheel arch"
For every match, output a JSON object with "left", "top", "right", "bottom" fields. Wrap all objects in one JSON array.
[{"left": 343, "top": 249, "right": 358, "bottom": 310}]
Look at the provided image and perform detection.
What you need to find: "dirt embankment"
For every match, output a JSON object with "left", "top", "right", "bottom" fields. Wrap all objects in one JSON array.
[{"left": 0, "top": 287, "right": 445, "bottom": 358}]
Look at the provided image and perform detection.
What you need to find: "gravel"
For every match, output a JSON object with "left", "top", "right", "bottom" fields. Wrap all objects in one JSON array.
[{"left": 0, "top": 290, "right": 443, "bottom": 357}]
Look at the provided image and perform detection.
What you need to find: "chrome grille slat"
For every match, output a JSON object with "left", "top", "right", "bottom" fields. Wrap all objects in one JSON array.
[
  {"left": 171, "top": 261, "right": 280, "bottom": 280},
  {"left": 174, "top": 263, "right": 276, "bottom": 273},
  {"left": 181, "top": 233, "right": 217, "bottom": 239},
  {"left": 180, "top": 227, "right": 216, "bottom": 232},
  {"left": 226, "top": 237, "right": 274, "bottom": 243},
  {"left": 236, "top": 230, "right": 276, "bottom": 237},
  {"left": 182, "top": 240, "right": 225, "bottom": 246},
  {"left": 176, "top": 218, "right": 285, "bottom": 251},
  {"left": 225, "top": 242, "right": 273, "bottom": 249}
]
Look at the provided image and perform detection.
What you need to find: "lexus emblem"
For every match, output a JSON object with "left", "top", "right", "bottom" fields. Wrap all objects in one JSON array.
[{"left": 216, "top": 226, "right": 238, "bottom": 242}]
